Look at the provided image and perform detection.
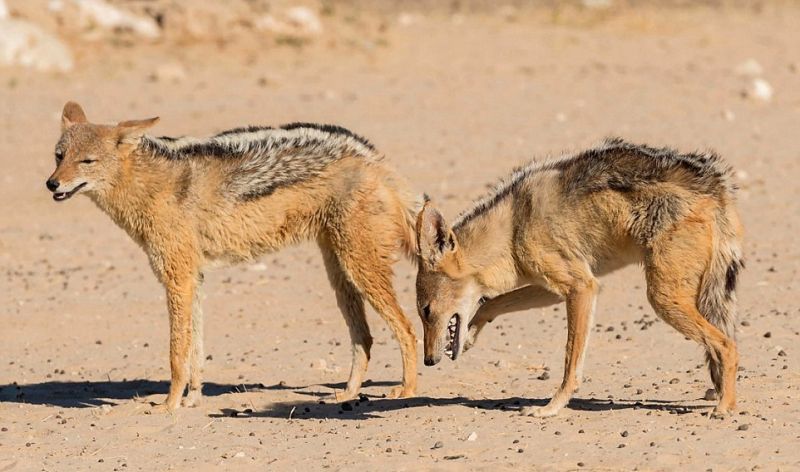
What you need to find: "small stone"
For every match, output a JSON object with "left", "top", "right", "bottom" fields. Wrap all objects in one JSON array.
[
  {"left": 737, "top": 424, "right": 750, "bottom": 431},
  {"left": 763, "top": 332, "right": 772, "bottom": 338},
  {"left": 669, "top": 378, "right": 680, "bottom": 384},
  {"left": 578, "top": 462, "right": 585, "bottom": 467},
  {"left": 777, "top": 350, "right": 786, "bottom": 357},
  {"left": 537, "top": 372, "right": 550, "bottom": 381},
  {"left": 734, "top": 59, "right": 764, "bottom": 77},
  {"left": 151, "top": 63, "right": 187, "bottom": 83},
  {"left": 743, "top": 78, "right": 773, "bottom": 102},
  {"left": 621, "top": 430, "right": 629, "bottom": 437},
  {"left": 432, "top": 441, "right": 444, "bottom": 449},
  {"left": 466, "top": 431, "right": 478, "bottom": 442}
]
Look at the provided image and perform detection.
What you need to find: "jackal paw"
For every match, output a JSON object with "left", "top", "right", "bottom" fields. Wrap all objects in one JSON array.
[
  {"left": 521, "top": 405, "right": 561, "bottom": 418},
  {"left": 710, "top": 404, "right": 734, "bottom": 419},
  {"left": 334, "top": 390, "right": 359, "bottom": 403},
  {"left": 149, "top": 402, "right": 178, "bottom": 415},
  {"left": 463, "top": 325, "right": 480, "bottom": 352},
  {"left": 182, "top": 389, "right": 203, "bottom": 408},
  {"left": 387, "top": 385, "right": 415, "bottom": 399}
]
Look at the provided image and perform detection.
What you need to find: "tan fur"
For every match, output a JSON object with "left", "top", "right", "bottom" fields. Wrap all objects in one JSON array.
[
  {"left": 415, "top": 139, "right": 743, "bottom": 418},
  {"left": 47, "top": 102, "right": 419, "bottom": 411}
]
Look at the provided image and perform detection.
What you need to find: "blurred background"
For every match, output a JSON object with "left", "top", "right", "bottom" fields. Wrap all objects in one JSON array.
[{"left": 0, "top": 1, "right": 798, "bottom": 470}]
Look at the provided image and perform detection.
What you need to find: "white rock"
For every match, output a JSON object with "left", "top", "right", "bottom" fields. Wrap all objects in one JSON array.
[
  {"left": 48, "top": 0, "right": 65, "bottom": 13},
  {"left": 151, "top": 62, "right": 186, "bottom": 83},
  {"left": 397, "top": 13, "right": 417, "bottom": 26},
  {"left": 256, "top": 7, "right": 322, "bottom": 37},
  {"left": 233, "top": 451, "right": 246, "bottom": 459},
  {"left": 73, "top": 0, "right": 160, "bottom": 38},
  {"left": 734, "top": 58, "right": 763, "bottom": 77},
  {"left": 0, "top": 18, "right": 74, "bottom": 72},
  {"left": 248, "top": 263, "right": 268, "bottom": 272},
  {"left": 582, "top": 0, "right": 614, "bottom": 8},
  {"left": 285, "top": 6, "right": 322, "bottom": 35},
  {"left": 466, "top": 431, "right": 478, "bottom": 441},
  {"left": 722, "top": 109, "right": 735, "bottom": 121},
  {"left": 746, "top": 78, "right": 773, "bottom": 102}
]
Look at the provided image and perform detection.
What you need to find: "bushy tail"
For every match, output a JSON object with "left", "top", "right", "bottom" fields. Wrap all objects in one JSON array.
[{"left": 697, "top": 204, "right": 744, "bottom": 390}]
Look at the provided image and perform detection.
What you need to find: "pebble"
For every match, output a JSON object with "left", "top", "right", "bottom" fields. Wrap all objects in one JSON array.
[
  {"left": 537, "top": 372, "right": 550, "bottom": 380},
  {"left": 466, "top": 431, "right": 478, "bottom": 442},
  {"left": 763, "top": 332, "right": 772, "bottom": 338},
  {"left": 734, "top": 58, "right": 764, "bottom": 77},
  {"left": 737, "top": 424, "right": 750, "bottom": 431},
  {"left": 432, "top": 441, "right": 444, "bottom": 449},
  {"left": 621, "top": 430, "right": 629, "bottom": 437},
  {"left": 744, "top": 78, "right": 773, "bottom": 102},
  {"left": 151, "top": 63, "right": 187, "bottom": 83}
]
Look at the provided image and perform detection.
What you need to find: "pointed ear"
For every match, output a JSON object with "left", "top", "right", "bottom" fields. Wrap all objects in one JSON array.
[
  {"left": 62, "top": 101, "right": 88, "bottom": 130},
  {"left": 115, "top": 117, "right": 159, "bottom": 145},
  {"left": 416, "top": 201, "right": 457, "bottom": 268}
]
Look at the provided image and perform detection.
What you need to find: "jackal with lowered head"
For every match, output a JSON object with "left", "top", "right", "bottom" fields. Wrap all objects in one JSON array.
[
  {"left": 47, "top": 102, "right": 419, "bottom": 411},
  {"left": 415, "top": 138, "right": 743, "bottom": 418}
]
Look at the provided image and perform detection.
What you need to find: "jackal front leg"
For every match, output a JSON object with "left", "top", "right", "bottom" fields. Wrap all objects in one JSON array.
[
  {"left": 466, "top": 285, "right": 562, "bottom": 352},
  {"left": 522, "top": 279, "right": 597, "bottom": 418},
  {"left": 160, "top": 273, "right": 196, "bottom": 413}
]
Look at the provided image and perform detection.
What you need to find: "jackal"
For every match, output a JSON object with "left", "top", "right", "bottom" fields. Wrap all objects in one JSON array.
[
  {"left": 47, "top": 102, "right": 419, "bottom": 411},
  {"left": 415, "top": 138, "right": 743, "bottom": 418}
]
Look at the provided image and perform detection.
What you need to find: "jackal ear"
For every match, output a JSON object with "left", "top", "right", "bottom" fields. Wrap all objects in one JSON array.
[
  {"left": 416, "top": 201, "right": 458, "bottom": 267},
  {"left": 115, "top": 117, "right": 160, "bottom": 145},
  {"left": 61, "top": 101, "right": 88, "bottom": 130}
]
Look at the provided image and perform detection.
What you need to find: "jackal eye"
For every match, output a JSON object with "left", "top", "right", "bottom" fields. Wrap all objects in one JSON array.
[
  {"left": 80, "top": 159, "right": 96, "bottom": 164},
  {"left": 421, "top": 304, "right": 431, "bottom": 320},
  {"left": 54, "top": 151, "right": 63, "bottom": 164}
]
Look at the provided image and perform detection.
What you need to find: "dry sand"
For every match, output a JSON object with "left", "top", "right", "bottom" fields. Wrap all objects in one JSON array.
[{"left": 0, "top": 2, "right": 798, "bottom": 470}]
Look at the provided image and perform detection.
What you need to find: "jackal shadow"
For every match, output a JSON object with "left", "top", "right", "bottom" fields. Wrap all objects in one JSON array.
[
  {"left": 0, "top": 379, "right": 270, "bottom": 408},
  {"left": 212, "top": 394, "right": 712, "bottom": 420}
]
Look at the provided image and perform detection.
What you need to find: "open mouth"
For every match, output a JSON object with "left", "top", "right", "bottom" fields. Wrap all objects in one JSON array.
[
  {"left": 53, "top": 182, "right": 87, "bottom": 201},
  {"left": 444, "top": 314, "right": 461, "bottom": 361}
]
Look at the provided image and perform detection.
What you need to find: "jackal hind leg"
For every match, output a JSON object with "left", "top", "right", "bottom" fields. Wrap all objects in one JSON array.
[
  {"left": 645, "top": 224, "right": 738, "bottom": 417},
  {"left": 320, "top": 244, "right": 372, "bottom": 402}
]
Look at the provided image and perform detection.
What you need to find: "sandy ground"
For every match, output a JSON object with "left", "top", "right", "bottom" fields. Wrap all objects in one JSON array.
[{"left": 1, "top": 3, "right": 799, "bottom": 471}]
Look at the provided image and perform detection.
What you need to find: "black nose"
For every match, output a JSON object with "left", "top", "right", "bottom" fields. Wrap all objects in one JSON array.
[
  {"left": 46, "top": 179, "right": 59, "bottom": 192},
  {"left": 424, "top": 357, "right": 436, "bottom": 366}
]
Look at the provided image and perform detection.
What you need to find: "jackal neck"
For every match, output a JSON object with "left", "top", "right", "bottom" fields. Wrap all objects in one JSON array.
[
  {"left": 452, "top": 199, "right": 521, "bottom": 295},
  {"left": 88, "top": 152, "right": 177, "bottom": 246}
]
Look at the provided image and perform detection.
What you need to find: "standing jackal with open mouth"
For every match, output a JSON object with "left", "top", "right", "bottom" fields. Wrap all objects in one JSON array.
[
  {"left": 415, "top": 138, "right": 743, "bottom": 418},
  {"left": 47, "top": 102, "right": 419, "bottom": 411}
]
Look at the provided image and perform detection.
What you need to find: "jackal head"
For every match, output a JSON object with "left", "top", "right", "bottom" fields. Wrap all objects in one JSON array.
[
  {"left": 46, "top": 101, "right": 159, "bottom": 201},
  {"left": 415, "top": 202, "right": 485, "bottom": 366}
]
